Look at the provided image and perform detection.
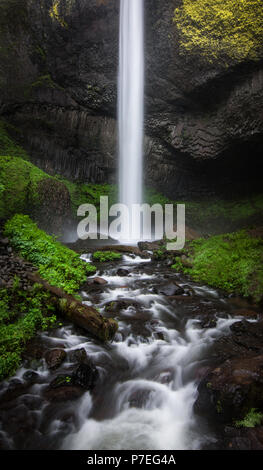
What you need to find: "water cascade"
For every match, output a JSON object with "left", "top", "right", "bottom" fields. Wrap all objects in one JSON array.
[{"left": 118, "top": 0, "right": 144, "bottom": 241}]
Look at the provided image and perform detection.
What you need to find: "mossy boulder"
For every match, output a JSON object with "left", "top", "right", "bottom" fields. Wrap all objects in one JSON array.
[
  {"left": 4, "top": 214, "right": 96, "bottom": 294},
  {"left": 195, "top": 354, "right": 263, "bottom": 424},
  {"left": 172, "top": 229, "right": 263, "bottom": 304},
  {"left": 173, "top": 0, "right": 263, "bottom": 64},
  {"left": 0, "top": 155, "right": 72, "bottom": 233}
]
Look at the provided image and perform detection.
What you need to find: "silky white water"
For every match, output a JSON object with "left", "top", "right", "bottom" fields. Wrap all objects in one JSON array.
[
  {"left": 0, "top": 251, "right": 256, "bottom": 450},
  {"left": 118, "top": 0, "right": 144, "bottom": 241}
]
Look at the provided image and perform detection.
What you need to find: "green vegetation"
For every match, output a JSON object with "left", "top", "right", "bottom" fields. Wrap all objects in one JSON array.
[
  {"left": 0, "top": 155, "right": 52, "bottom": 219},
  {"left": 4, "top": 215, "right": 96, "bottom": 294},
  {"left": 92, "top": 251, "right": 122, "bottom": 263},
  {"left": 173, "top": 0, "right": 263, "bottom": 63},
  {"left": 56, "top": 176, "right": 117, "bottom": 217},
  {"left": 0, "top": 120, "right": 28, "bottom": 160},
  {"left": 235, "top": 408, "right": 263, "bottom": 428},
  {"left": 172, "top": 230, "right": 263, "bottom": 303},
  {"left": 30, "top": 74, "right": 62, "bottom": 91},
  {"left": 0, "top": 119, "right": 118, "bottom": 221},
  {"left": 145, "top": 186, "right": 263, "bottom": 234},
  {"left": 179, "top": 195, "right": 263, "bottom": 230},
  {"left": 144, "top": 187, "right": 171, "bottom": 207},
  {"left": 0, "top": 283, "right": 58, "bottom": 381}
]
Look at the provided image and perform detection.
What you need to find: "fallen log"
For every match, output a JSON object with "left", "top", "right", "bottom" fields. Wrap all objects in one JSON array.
[{"left": 27, "top": 273, "right": 118, "bottom": 342}]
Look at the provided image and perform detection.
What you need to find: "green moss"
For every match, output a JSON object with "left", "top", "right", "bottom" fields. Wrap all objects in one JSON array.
[
  {"left": 0, "top": 120, "right": 28, "bottom": 161},
  {"left": 172, "top": 230, "right": 263, "bottom": 303},
  {"left": 0, "top": 123, "right": 115, "bottom": 222},
  {"left": 177, "top": 196, "right": 263, "bottom": 228},
  {"left": 173, "top": 0, "right": 263, "bottom": 63},
  {"left": 92, "top": 251, "right": 122, "bottom": 263},
  {"left": 30, "top": 74, "right": 62, "bottom": 91},
  {"left": 235, "top": 408, "right": 263, "bottom": 428},
  {"left": 0, "top": 283, "right": 58, "bottom": 381},
  {"left": 144, "top": 187, "right": 171, "bottom": 207},
  {"left": 4, "top": 215, "right": 96, "bottom": 294},
  {"left": 153, "top": 248, "right": 166, "bottom": 260},
  {"left": 0, "top": 123, "right": 116, "bottom": 221},
  {"left": 0, "top": 155, "right": 52, "bottom": 219},
  {"left": 56, "top": 176, "right": 117, "bottom": 217},
  {"left": 145, "top": 186, "right": 263, "bottom": 234}
]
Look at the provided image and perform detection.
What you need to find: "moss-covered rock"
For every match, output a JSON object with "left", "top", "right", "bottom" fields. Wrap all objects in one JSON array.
[
  {"left": 4, "top": 214, "right": 96, "bottom": 294},
  {"left": 92, "top": 251, "right": 122, "bottom": 263},
  {"left": 0, "top": 283, "right": 58, "bottom": 381},
  {"left": 0, "top": 155, "right": 73, "bottom": 234},
  {"left": 173, "top": 0, "right": 263, "bottom": 64},
  {"left": 0, "top": 120, "right": 29, "bottom": 161},
  {"left": 56, "top": 176, "right": 117, "bottom": 217},
  {"left": 0, "top": 119, "right": 117, "bottom": 232},
  {"left": 172, "top": 229, "right": 263, "bottom": 303}
]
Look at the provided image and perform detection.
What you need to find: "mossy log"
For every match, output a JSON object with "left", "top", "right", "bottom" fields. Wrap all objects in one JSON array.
[{"left": 27, "top": 273, "right": 118, "bottom": 342}]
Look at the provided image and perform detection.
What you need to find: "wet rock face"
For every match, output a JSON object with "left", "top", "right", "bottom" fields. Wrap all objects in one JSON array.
[
  {"left": 1, "top": 0, "right": 263, "bottom": 198},
  {"left": 195, "top": 319, "right": 263, "bottom": 449},
  {"left": 0, "top": 236, "right": 38, "bottom": 291},
  {"left": 154, "top": 282, "right": 185, "bottom": 296},
  {"left": 44, "top": 349, "right": 67, "bottom": 370},
  {"left": 195, "top": 355, "right": 263, "bottom": 423},
  {"left": 44, "top": 360, "right": 99, "bottom": 402}
]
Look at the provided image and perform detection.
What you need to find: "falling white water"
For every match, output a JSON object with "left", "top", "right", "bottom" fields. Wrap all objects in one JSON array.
[{"left": 118, "top": 0, "right": 144, "bottom": 241}]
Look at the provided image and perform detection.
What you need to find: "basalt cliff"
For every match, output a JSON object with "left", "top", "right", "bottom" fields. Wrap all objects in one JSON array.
[{"left": 0, "top": 0, "right": 262, "bottom": 199}]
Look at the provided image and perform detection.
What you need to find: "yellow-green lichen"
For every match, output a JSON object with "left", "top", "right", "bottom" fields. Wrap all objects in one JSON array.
[
  {"left": 173, "top": 0, "right": 263, "bottom": 63},
  {"left": 49, "top": 0, "right": 68, "bottom": 28}
]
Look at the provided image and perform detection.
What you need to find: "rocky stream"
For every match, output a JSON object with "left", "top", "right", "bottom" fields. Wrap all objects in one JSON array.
[{"left": 0, "top": 239, "right": 262, "bottom": 451}]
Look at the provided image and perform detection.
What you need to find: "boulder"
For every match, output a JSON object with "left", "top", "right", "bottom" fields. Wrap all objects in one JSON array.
[
  {"left": 116, "top": 268, "right": 129, "bottom": 277},
  {"left": 72, "top": 362, "right": 99, "bottom": 391},
  {"left": 137, "top": 240, "right": 163, "bottom": 252},
  {"left": 67, "top": 348, "right": 88, "bottom": 364},
  {"left": 93, "top": 277, "right": 108, "bottom": 285},
  {"left": 155, "top": 282, "right": 185, "bottom": 296},
  {"left": 194, "top": 355, "right": 263, "bottom": 423},
  {"left": 44, "top": 348, "right": 66, "bottom": 370}
]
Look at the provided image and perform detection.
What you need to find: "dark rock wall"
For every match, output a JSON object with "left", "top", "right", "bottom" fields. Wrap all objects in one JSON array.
[{"left": 1, "top": 0, "right": 262, "bottom": 199}]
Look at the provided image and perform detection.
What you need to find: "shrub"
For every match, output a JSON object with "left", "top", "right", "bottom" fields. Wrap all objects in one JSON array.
[
  {"left": 0, "top": 283, "right": 58, "bottom": 381},
  {"left": 92, "top": 251, "right": 122, "bottom": 262},
  {"left": 235, "top": 409, "right": 263, "bottom": 428},
  {"left": 4, "top": 214, "right": 96, "bottom": 294}
]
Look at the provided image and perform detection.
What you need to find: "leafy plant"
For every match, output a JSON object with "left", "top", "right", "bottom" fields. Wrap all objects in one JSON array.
[
  {"left": 0, "top": 283, "right": 58, "bottom": 381},
  {"left": 92, "top": 251, "right": 122, "bottom": 262},
  {"left": 4, "top": 215, "right": 96, "bottom": 294},
  {"left": 235, "top": 409, "right": 263, "bottom": 428}
]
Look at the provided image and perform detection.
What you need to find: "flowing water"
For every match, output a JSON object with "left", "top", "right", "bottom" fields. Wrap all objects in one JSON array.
[
  {"left": 118, "top": 0, "right": 144, "bottom": 240},
  {"left": 0, "top": 252, "right": 255, "bottom": 450}
]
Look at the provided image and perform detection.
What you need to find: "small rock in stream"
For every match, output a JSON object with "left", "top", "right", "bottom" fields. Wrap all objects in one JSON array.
[
  {"left": 93, "top": 277, "right": 108, "bottom": 285},
  {"left": 155, "top": 282, "right": 184, "bottom": 296},
  {"left": 116, "top": 268, "right": 129, "bottom": 277},
  {"left": 72, "top": 362, "right": 99, "bottom": 390},
  {"left": 44, "top": 348, "right": 66, "bottom": 370}
]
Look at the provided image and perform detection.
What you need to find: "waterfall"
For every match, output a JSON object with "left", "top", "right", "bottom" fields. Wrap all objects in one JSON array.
[{"left": 118, "top": 0, "right": 144, "bottom": 241}]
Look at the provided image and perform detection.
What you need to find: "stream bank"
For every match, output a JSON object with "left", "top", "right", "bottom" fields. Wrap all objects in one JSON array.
[{"left": 0, "top": 239, "right": 262, "bottom": 450}]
